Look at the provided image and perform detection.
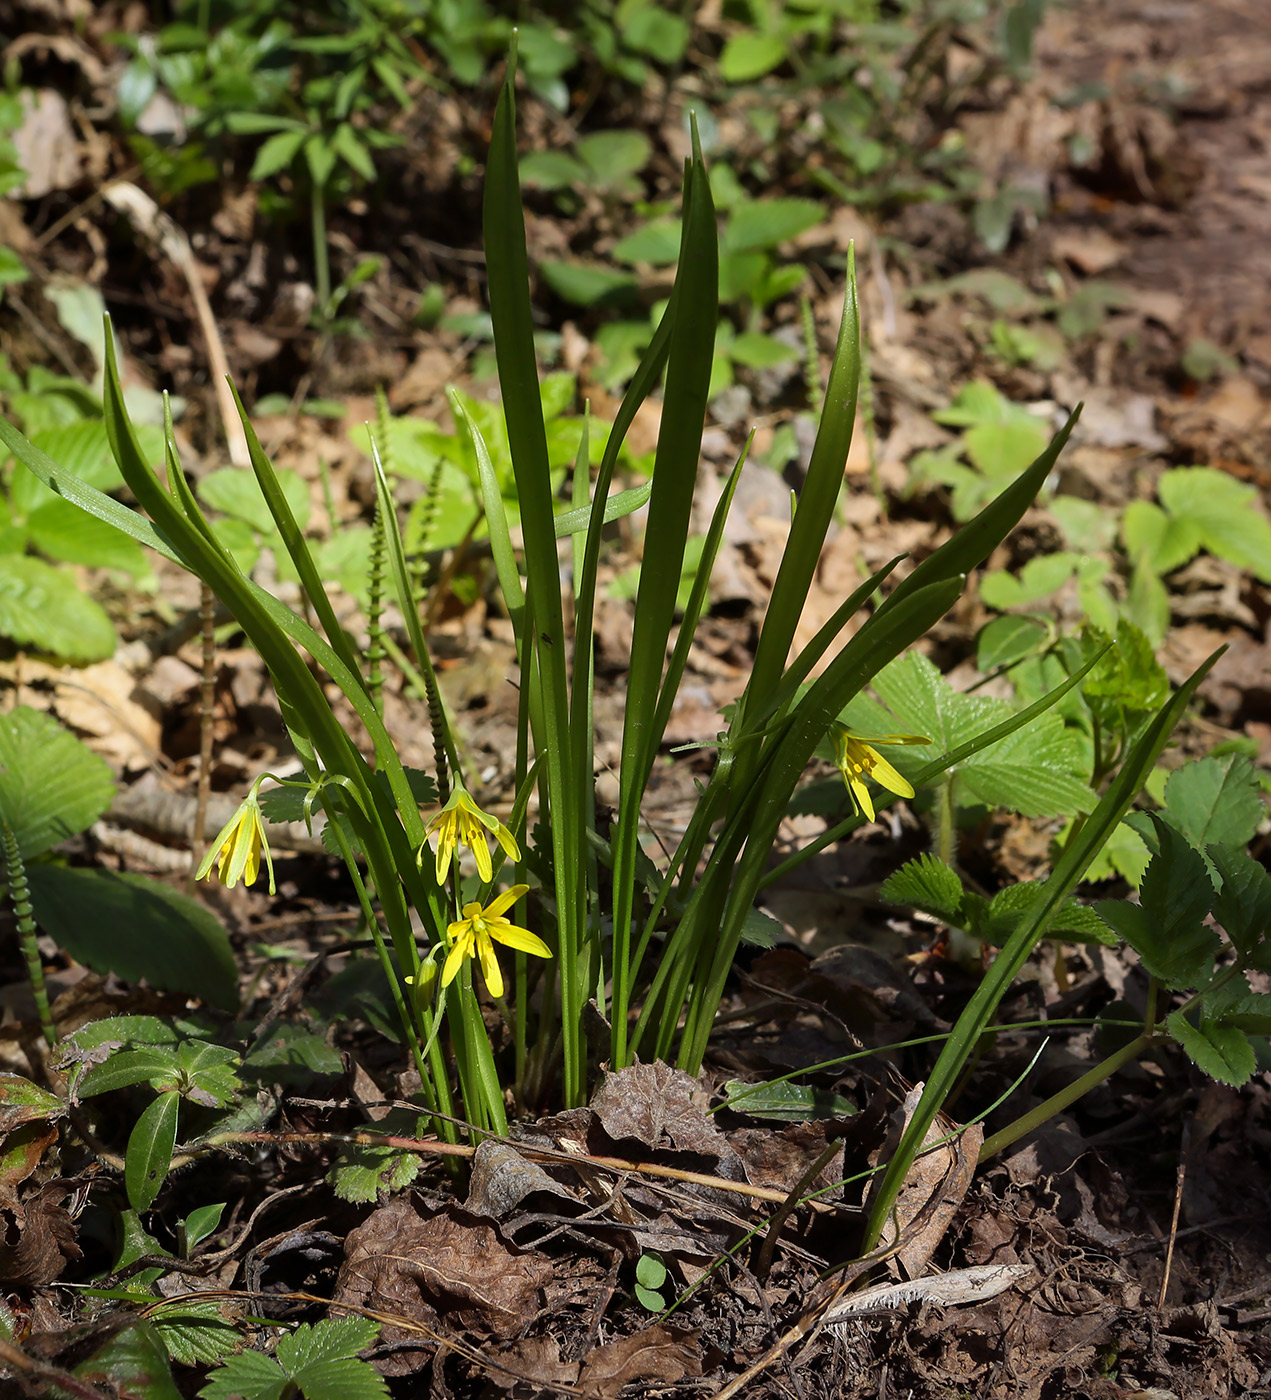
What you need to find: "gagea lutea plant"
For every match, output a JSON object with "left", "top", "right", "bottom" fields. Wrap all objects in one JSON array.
[{"left": 0, "top": 47, "right": 1220, "bottom": 1248}]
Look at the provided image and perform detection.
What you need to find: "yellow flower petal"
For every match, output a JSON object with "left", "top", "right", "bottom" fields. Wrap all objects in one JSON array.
[
  {"left": 485, "top": 884, "right": 530, "bottom": 919},
  {"left": 489, "top": 920, "right": 552, "bottom": 960},
  {"left": 442, "top": 928, "right": 472, "bottom": 988},
  {"left": 846, "top": 770, "right": 875, "bottom": 822},
  {"left": 865, "top": 750, "right": 915, "bottom": 800},
  {"left": 476, "top": 932, "right": 504, "bottom": 998}
]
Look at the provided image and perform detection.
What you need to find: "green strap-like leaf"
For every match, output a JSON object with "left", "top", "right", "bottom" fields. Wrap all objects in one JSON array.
[
  {"left": 610, "top": 128, "right": 718, "bottom": 1068},
  {"left": 484, "top": 53, "right": 586, "bottom": 1101},
  {"left": 747, "top": 248, "right": 859, "bottom": 707}
]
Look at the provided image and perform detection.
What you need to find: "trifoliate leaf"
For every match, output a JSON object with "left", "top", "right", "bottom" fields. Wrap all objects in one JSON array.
[
  {"left": 1121, "top": 499, "right": 1201, "bottom": 575},
  {"left": 1166, "top": 1011, "right": 1257, "bottom": 1087},
  {"left": 276, "top": 1319, "right": 387, "bottom": 1400},
  {"left": 879, "top": 854, "right": 965, "bottom": 926},
  {"left": 1096, "top": 816, "right": 1218, "bottom": 988}
]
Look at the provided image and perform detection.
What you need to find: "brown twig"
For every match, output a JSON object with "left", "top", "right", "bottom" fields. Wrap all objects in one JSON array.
[
  {"left": 1158, "top": 1117, "right": 1190, "bottom": 1309},
  {"left": 0, "top": 1333, "right": 112, "bottom": 1400}
]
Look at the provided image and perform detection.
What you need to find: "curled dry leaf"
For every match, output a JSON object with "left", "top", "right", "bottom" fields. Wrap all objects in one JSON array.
[{"left": 867, "top": 1082, "right": 983, "bottom": 1280}]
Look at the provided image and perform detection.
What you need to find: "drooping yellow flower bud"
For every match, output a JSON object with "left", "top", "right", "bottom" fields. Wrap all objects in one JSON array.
[
  {"left": 421, "top": 784, "right": 520, "bottom": 885},
  {"left": 196, "top": 783, "right": 276, "bottom": 893},
  {"left": 830, "top": 724, "right": 931, "bottom": 823}
]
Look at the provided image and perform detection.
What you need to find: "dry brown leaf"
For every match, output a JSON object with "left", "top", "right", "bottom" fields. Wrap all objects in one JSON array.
[
  {"left": 577, "top": 1323, "right": 702, "bottom": 1398},
  {"left": 870, "top": 1083, "right": 983, "bottom": 1281},
  {"left": 591, "top": 1062, "right": 729, "bottom": 1158},
  {"left": 333, "top": 1195, "right": 552, "bottom": 1374}
]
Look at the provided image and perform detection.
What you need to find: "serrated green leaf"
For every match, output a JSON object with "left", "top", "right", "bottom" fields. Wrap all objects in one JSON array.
[
  {"left": 151, "top": 1298, "right": 242, "bottom": 1367},
  {"left": 981, "top": 883, "right": 1115, "bottom": 946},
  {"left": 879, "top": 853, "right": 965, "bottom": 925},
  {"left": 1208, "top": 843, "right": 1271, "bottom": 972},
  {"left": 1157, "top": 466, "right": 1271, "bottom": 581},
  {"left": 1161, "top": 753, "right": 1264, "bottom": 854},
  {"left": 29, "top": 865, "right": 239, "bottom": 1010},
  {"left": 76, "top": 1320, "right": 183, "bottom": 1400},
  {"left": 0, "top": 705, "right": 115, "bottom": 858},
  {"left": 18, "top": 420, "right": 128, "bottom": 503},
  {"left": 274, "top": 1320, "right": 387, "bottom": 1400},
  {"left": 327, "top": 1110, "right": 423, "bottom": 1201},
  {"left": 1096, "top": 816, "right": 1218, "bottom": 987},
  {"left": 200, "top": 1349, "right": 287, "bottom": 1400},
  {"left": 0, "top": 553, "right": 117, "bottom": 660},
  {"left": 1206, "top": 988, "right": 1271, "bottom": 1036},
  {"left": 855, "top": 653, "right": 1095, "bottom": 818},
  {"left": 126, "top": 1088, "right": 180, "bottom": 1212},
  {"left": 1166, "top": 1010, "right": 1257, "bottom": 1086},
  {"left": 721, "top": 1078, "right": 855, "bottom": 1121}
]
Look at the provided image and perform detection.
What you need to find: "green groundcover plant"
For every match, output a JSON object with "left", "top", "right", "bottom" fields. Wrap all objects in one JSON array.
[{"left": 0, "top": 48, "right": 1230, "bottom": 1266}]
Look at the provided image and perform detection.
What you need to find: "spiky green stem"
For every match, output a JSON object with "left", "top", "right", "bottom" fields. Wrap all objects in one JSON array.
[{"left": 3, "top": 824, "right": 55, "bottom": 1048}]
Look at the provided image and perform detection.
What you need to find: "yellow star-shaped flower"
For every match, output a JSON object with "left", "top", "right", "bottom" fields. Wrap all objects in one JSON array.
[
  {"left": 423, "top": 785, "right": 520, "bottom": 885},
  {"left": 196, "top": 785, "right": 275, "bottom": 893},
  {"left": 830, "top": 723, "right": 931, "bottom": 823},
  {"left": 441, "top": 885, "right": 551, "bottom": 999}
]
